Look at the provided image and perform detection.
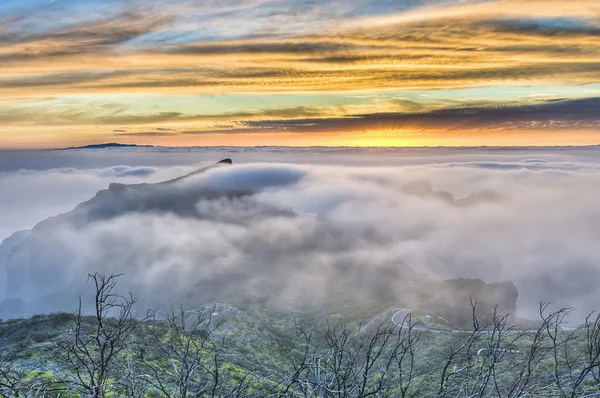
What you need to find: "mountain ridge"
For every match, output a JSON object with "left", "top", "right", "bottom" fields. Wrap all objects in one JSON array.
[{"left": 55, "top": 143, "right": 155, "bottom": 150}]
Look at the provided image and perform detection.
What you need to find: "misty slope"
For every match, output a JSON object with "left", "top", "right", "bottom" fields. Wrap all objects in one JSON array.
[
  {"left": 2, "top": 159, "right": 284, "bottom": 309},
  {"left": 0, "top": 231, "right": 29, "bottom": 300},
  {"left": 0, "top": 159, "right": 518, "bottom": 327}
]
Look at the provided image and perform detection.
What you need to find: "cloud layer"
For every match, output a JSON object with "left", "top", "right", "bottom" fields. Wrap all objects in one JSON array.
[{"left": 2, "top": 147, "right": 600, "bottom": 322}]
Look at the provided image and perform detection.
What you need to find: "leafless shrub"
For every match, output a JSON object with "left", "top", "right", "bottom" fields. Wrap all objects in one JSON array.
[{"left": 54, "top": 273, "right": 147, "bottom": 398}]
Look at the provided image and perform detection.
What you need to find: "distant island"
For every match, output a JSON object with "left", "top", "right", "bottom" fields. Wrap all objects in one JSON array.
[{"left": 56, "top": 143, "right": 155, "bottom": 150}]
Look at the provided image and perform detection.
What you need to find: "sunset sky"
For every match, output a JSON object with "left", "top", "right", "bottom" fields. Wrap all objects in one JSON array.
[{"left": 1, "top": 0, "right": 599, "bottom": 149}]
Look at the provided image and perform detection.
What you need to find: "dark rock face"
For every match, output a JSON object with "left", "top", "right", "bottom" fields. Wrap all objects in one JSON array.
[{"left": 414, "top": 278, "right": 519, "bottom": 327}]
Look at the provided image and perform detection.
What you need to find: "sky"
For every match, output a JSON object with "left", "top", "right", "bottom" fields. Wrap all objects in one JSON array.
[{"left": 0, "top": 0, "right": 599, "bottom": 148}]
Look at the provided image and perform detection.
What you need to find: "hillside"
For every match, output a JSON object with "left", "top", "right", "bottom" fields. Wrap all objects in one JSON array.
[{"left": 0, "top": 289, "right": 596, "bottom": 398}]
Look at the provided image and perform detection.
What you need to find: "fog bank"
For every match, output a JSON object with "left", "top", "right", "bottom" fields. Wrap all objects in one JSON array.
[{"left": 2, "top": 147, "right": 600, "bottom": 321}]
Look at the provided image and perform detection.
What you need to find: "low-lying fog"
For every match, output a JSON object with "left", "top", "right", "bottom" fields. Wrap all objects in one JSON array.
[{"left": 2, "top": 146, "right": 600, "bottom": 321}]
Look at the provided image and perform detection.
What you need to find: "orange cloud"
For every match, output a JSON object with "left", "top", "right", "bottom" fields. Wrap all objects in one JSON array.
[
  {"left": 0, "top": 1, "right": 598, "bottom": 98},
  {"left": 1, "top": 0, "right": 599, "bottom": 148}
]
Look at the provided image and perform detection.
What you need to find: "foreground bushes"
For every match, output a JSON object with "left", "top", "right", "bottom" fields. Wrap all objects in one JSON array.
[{"left": 1, "top": 275, "right": 600, "bottom": 397}]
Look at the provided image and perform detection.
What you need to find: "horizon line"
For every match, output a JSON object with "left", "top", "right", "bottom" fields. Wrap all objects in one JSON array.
[{"left": 4, "top": 143, "right": 600, "bottom": 151}]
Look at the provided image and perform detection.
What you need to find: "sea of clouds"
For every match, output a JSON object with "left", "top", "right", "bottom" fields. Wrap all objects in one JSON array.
[{"left": 2, "top": 146, "right": 600, "bottom": 321}]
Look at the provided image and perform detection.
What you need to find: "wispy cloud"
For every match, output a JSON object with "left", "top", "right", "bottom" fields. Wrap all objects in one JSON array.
[
  {"left": 114, "top": 131, "right": 179, "bottom": 137},
  {"left": 223, "top": 97, "right": 600, "bottom": 134},
  {"left": 1, "top": 0, "right": 599, "bottom": 96},
  {"left": 0, "top": 0, "right": 599, "bottom": 147}
]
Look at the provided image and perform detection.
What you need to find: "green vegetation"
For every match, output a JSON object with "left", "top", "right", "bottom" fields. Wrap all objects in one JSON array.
[{"left": 1, "top": 276, "right": 600, "bottom": 397}]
